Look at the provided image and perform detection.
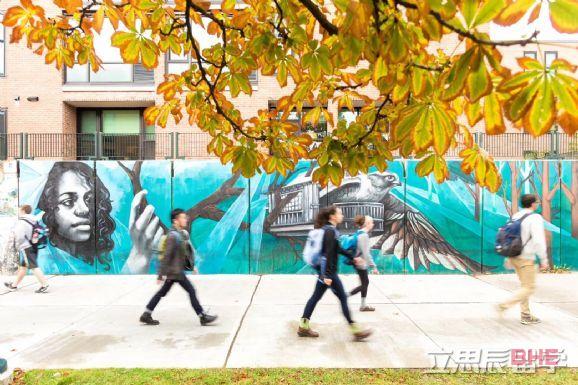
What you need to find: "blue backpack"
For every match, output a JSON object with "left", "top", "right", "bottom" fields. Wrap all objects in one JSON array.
[
  {"left": 339, "top": 230, "right": 362, "bottom": 263},
  {"left": 495, "top": 213, "right": 534, "bottom": 257}
]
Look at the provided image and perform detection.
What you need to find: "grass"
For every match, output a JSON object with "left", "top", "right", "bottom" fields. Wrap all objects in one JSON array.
[{"left": 13, "top": 368, "right": 578, "bottom": 385}]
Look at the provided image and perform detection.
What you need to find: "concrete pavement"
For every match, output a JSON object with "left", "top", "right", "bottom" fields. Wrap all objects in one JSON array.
[{"left": 1, "top": 273, "right": 577, "bottom": 369}]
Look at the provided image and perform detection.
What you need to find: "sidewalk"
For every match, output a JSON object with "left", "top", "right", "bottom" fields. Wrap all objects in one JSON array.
[{"left": 1, "top": 273, "right": 577, "bottom": 369}]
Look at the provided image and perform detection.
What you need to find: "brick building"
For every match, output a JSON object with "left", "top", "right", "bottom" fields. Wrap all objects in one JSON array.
[{"left": 0, "top": 1, "right": 577, "bottom": 160}]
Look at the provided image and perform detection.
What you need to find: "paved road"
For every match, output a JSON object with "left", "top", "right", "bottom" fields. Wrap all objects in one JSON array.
[{"left": 1, "top": 273, "right": 577, "bottom": 369}]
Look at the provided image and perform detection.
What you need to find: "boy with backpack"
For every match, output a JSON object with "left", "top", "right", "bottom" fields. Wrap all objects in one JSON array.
[
  {"left": 139, "top": 208, "right": 217, "bottom": 326},
  {"left": 346, "top": 215, "right": 379, "bottom": 312},
  {"left": 496, "top": 194, "right": 549, "bottom": 325},
  {"left": 3, "top": 205, "right": 49, "bottom": 293}
]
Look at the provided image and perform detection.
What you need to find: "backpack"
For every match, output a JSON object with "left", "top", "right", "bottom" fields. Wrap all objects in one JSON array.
[
  {"left": 495, "top": 213, "right": 534, "bottom": 257},
  {"left": 340, "top": 230, "right": 362, "bottom": 255},
  {"left": 158, "top": 230, "right": 195, "bottom": 271},
  {"left": 303, "top": 228, "right": 325, "bottom": 267},
  {"left": 158, "top": 230, "right": 179, "bottom": 261},
  {"left": 21, "top": 219, "right": 48, "bottom": 250}
]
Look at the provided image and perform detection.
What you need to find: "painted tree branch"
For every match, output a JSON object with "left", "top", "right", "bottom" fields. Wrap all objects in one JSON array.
[{"left": 117, "top": 161, "right": 169, "bottom": 233}]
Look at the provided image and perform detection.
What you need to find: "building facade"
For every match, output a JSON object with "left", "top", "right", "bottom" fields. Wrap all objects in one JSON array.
[{"left": 1, "top": 0, "right": 577, "bottom": 160}]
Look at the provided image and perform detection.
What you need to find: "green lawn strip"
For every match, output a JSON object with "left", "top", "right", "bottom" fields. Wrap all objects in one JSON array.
[{"left": 17, "top": 368, "right": 578, "bottom": 385}]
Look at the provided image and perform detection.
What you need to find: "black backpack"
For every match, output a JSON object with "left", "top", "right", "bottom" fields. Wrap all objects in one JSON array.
[
  {"left": 495, "top": 213, "right": 533, "bottom": 257},
  {"left": 21, "top": 218, "right": 48, "bottom": 250}
]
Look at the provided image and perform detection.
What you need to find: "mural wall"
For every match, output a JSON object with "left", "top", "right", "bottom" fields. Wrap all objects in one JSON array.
[{"left": 0, "top": 159, "right": 577, "bottom": 275}]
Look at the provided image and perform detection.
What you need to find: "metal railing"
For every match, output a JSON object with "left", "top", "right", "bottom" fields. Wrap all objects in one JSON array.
[{"left": 1, "top": 131, "right": 578, "bottom": 161}]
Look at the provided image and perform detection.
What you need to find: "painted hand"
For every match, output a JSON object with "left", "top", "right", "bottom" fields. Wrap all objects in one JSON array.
[
  {"left": 323, "top": 278, "right": 333, "bottom": 286},
  {"left": 124, "top": 190, "right": 164, "bottom": 274},
  {"left": 503, "top": 258, "right": 514, "bottom": 270}
]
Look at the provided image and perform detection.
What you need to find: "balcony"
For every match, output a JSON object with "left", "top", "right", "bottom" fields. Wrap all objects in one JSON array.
[
  {"left": 0, "top": 132, "right": 214, "bottom": 160},
  {"left": 0, "top": 132, "right": 577, "bottom": 161}
]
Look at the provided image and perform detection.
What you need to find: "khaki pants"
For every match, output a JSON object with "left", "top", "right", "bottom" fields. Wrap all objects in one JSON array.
[{"left": 500, "top": 258, "right": 537, "bottom": 317}]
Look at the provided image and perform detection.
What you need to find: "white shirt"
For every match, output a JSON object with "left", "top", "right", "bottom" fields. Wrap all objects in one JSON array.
[{"left": 511, "top": 208, "right": 548, "bottom": 265}]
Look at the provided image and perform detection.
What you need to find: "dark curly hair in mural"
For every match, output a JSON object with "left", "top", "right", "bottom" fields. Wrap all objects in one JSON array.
[{"left": 38, "top": 162, "right": 115, "bottom": 269}]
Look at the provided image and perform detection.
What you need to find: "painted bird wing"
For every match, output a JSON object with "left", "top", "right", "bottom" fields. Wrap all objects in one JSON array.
[{"left": 374, "top": 194, "right": 486, "bottom": 273}]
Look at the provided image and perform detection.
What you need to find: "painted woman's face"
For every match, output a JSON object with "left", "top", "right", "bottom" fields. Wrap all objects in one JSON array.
[{"left": 54, "top": 170, "right": 92, "bottom": 242}]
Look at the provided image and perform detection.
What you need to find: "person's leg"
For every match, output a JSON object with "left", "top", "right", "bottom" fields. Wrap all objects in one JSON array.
[
  {"left": 328, "top": 275, "right": 354, "bottom": 324},
  {"left": 12, "top": 266, "right": 27, "bottom": 287},
  {"left": 145, "top": 280, "right": 174, "bottom": 313},
  {"left": 302, "top": 278, "right": 328, "bottom": 321},
  {"left": 330, "top": 274, "right": 372, "bottom": 340},
  {"left": 177, "top": 277, "right": 204, "bottom": 315},
  {"left": 517, "top": 260, "right": 537, "bottom": 319},
  {"left": 499, "top": 259, "right": 536, "bottom": 316},
  {"left": 349, "top": 268, "right": 364, "bottom": 297},
  {"left": 358, "top": 269, "right": 370, "bottom": 309},
  {"left": 31, "top": 268, "right": 48, "bottom": 290},
  {"left": 299, "top": 278, "right": 328, "bottom": 337}
]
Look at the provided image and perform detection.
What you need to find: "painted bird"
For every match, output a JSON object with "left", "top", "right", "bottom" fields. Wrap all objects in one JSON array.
[{"left": 321, "top": 172, "right": 491, "bottom": 274}]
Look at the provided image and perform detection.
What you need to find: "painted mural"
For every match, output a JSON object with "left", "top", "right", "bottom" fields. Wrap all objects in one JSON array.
[{"left": 0, "top": 159, "right": 576, "bottom": 275}]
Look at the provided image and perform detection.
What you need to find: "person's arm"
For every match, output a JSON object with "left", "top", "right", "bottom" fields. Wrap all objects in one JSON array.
[
  {"left": 322, "top": 227, "right": 337, "bottom": 279},
  {"left": 531, "top": 215, "right": 549, "bottom": 268},
  {"left": 358, "top": 233, "right": 376, "bottom": 269}
]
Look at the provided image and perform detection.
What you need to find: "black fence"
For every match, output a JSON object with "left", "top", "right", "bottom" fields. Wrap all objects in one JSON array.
[{"left": 1, "top": 131, "right": 578, "bottom": 161}]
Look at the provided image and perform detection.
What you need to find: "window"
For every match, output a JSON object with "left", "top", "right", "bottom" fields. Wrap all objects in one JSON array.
[
  {"left": 523, "top": 51, "right": 537, "bottom": 60},
  {"left": 282, "top": 191, "right": 303, "bottom": 212},
  {"left": 0, "top": 109, "right": 6, "bottom": 160},
  {"left": 78, "top": 109, "right": 155, "bottom": 159},
  {"left": 165, "top": 17, "right": 257, "bottom": 84},
  {"left": 545, "top": 51, "right": 558, "bottom": 69},
  {"left": 65, "top": 21, "right": 153, "bottom": 84},
  {"left": 268, "top": 102, "right": 327, "bottom": 141},
  {"left": 0, "top": 13, "right": 5, "bottom": 76},
  {"left": 338, "top": 107, "right": 362, "bottom": 125},
  {"left": 0, "top": 109, "right": 6, "bottom": 133}
]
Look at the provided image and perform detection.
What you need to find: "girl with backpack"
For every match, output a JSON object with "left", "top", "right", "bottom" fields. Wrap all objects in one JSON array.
[
  {"left": 298, "top": 205, "right": 372, "bottom": 341},
  {"left": 349, "top": 215, "right": 379, "bottom": 312}
]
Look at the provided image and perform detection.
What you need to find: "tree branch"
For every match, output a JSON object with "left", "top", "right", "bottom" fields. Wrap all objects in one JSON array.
[
  {"left": 396, "top": 0, "right": 540, "bottom": 47},
  {"left": 184, "top": 0, "right": 265, "bottom": 142},
  {"left": 297, "top": 0, "right": 338, "bottom": 35}
]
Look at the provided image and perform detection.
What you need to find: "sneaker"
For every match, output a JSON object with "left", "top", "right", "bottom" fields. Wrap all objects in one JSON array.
[
  {"left": 200, "top": 313, "right": 218, "bottom": 326},
  {"left": 350, "top": 323, "right": 372, "bottom": 341},
  {"left": 360, "top": 305, "right": 375, "bottom": 312},
  {"left": 353, "top": 328, "right": 372, "bottom": 342},
  {"left": 139, "top": 312, "right": 160, "bottom": 325},
  {"left": 521, "top": 315, "right": 541, "bottom": 325},
  {"left": 297, "top": 327, "right": 320, "bottom": 338},
  {"left": 3, "top": 282, "right": 17, "bottom": 291},
  {"left": 35, "top": 285, "right": 49, "bottom": 293}
]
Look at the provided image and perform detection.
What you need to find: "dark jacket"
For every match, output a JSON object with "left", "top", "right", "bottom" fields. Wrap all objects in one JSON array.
[
  {"left": 321, "top": 224, "right": 353, "bottom": 278},
  {"left": 158, "top": 228, "right": 194, "bottom": 280}
]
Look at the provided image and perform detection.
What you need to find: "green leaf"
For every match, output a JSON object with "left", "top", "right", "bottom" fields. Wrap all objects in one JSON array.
[
  {"left": 484, "top": 93, "right": 505, "bottom": 134},
  {"left": 473, "top": 0, "right": 506, "bottom": 27},
  {"left": 442, "top": 49, "right": 474, "bottom": 101},
  {"left": 412, "top": 106, "right": 433, "bottom": 151},
  {"left": 524, "top": 79, "right": 555, "bottom": 136},
  {"left": 507, "top": 77, "right": 541, "bottom": 121},
  {"left": 416, "top": 154, "right": 436, "bottom": 177},
  {"left": 549, "top": 0, "right": 578, "bottom": 33},
  {"left": 466, "top": 55, "right": 493, "bottom": 102}
]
